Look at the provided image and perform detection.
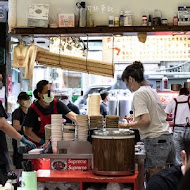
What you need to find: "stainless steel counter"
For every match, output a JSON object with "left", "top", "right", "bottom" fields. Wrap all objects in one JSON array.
[{"left": 23, "top": 152, "right": 145, "bottom": 160}]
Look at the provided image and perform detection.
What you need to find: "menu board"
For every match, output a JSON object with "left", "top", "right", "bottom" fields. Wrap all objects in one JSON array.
[{"left": 103, "top": 35, "right": 190, "bottom": 62}]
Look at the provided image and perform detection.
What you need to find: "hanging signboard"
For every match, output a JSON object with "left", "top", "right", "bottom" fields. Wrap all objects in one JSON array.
[{"left": 103, "top": 35, "right": 190, "bottom": 62}]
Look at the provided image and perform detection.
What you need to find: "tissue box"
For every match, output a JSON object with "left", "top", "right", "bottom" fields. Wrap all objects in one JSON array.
[
  {"left": 28, "top": 4, "right": 49, "bottom": 28},
  {"left": 59, "top": 14, "right": 75, "bottom": 27}
]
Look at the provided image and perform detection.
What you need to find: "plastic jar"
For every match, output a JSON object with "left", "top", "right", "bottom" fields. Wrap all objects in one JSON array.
[
  {"left": 161, "top": 18, "right": 168, "bottom": 25},
  {"left": 114, "top": 17, "right": 119, "bottom": 27},
  {"left": 142, "top": 15, "right": 148, "bottom": 26},
  {"left": 124, "top": 11, "right": 132, "bottom": 26}
]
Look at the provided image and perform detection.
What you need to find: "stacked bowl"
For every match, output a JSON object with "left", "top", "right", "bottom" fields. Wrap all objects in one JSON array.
[
  {"left": 63, "top": 124, "right": 75, "bottom": 141},
  {"left": 76, "top": 115, "right": 89, "bottom": 141},
  {"left": 51, "top": 114, "right": 63, "bottom": 154}
]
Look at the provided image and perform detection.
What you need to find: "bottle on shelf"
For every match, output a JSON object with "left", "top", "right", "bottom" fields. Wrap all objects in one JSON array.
[
  {"left": 124, "top": 11, "right": 133, "bottom": 26},
  {"left": 173, "top": 13, "right": 178, "bottom": 25},
  {"left": 142, "top": 15, "right": 148, "bottom": 26},
  {"left": 114, "top": 16, "right": 119, "bottom": 27},
  {"left": 108, "top": 16, "right": 114, "bottom": 27},
  {"left": 119, "top": 10, "right": 124, "bottom": 26},
  {"left": 79, "top": 2, "right": 87, "bottom": 27},
  {"left": 153, "top": 9, "right": 162, "bottom": 25},
  {"left": 161, "top": 18, "right": 168, "bottom": 25},
  {"left": 148, "top": 14, "right": 152, "bottom": 26},
  {"left": 89, "top": 11, "right": 94, "bottom": 27}
]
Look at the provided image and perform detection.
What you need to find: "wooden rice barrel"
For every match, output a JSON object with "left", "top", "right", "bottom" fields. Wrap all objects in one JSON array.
[{"left": 92, "top": 129, "right": 135, "bottom": 176}]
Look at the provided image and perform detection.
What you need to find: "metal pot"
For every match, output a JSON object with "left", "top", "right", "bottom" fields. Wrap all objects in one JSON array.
[
  {"left": 184, "top": 82, "right": 190, "bottom": 89},
  {"left": 171, "top": 84, "right": 182, "bottom": 91}
]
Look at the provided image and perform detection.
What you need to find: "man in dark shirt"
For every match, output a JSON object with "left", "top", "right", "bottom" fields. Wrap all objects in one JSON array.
[
  {"left": 0, "top": 74, "right": 36, "bottom": 185},
  {"left": 100, "top": 90, "right": 109, "bottom": 118},
  {"left": 60, "top": 95, "right": 80, "bottom": 123},
  {"left": 12, "top": 92, "right": 31, "bottom": 169},
  {"left": 178, "top": 167, "right": 190, "bottom": 190},
  {"left": 146, "top": 141, "right": 190, "bottom": 190}
]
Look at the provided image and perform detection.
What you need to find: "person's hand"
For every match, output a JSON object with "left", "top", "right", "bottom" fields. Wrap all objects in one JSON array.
[
  {"left": 21, "top": 136, "right": 36, "bottom": 149},
  {"left": 124, "top": 114, "right": 133, "bottom": 122},
  {"left": 119, "top": 122, "right": 130, "bottom": 129}
]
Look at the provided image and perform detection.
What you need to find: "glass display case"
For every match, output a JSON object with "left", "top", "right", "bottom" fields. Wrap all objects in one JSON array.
[{"left": 157, "top": 90, "right": 179, "bottom": 108}]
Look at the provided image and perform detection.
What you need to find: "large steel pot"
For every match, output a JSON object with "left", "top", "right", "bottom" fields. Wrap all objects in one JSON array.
[
  {"left": 92, "top": 128, "right": 135, "bottom": 176},
  {"left": 171, "top": 84, "right": 182, "bottom": 91},
  {"left": 184, "top": 82, "right": 190, "bottom": 89}
]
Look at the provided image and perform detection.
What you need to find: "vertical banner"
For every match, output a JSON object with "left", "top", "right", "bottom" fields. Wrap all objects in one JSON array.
[{"left": 7, "top": 75, "right": 12, "bottom": 96}]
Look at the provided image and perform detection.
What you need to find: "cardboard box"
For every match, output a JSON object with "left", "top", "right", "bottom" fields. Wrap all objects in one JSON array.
[
  {"left": 178, "top": 6, "right": 190, "bottom": 26},
  {"left": 59, "top": 14, "right": 75, "bottom": 27},
  {"left": 28, "top": 4, "right": 49, "bottom": 28}
]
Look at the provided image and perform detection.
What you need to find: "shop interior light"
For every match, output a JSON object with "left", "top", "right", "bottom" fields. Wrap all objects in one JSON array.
[{"left": 114, "top": 34, "right": 123, "bottom": 37}]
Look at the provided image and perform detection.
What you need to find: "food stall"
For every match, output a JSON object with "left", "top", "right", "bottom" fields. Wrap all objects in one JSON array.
[
  {"left": 22, "top": 117, "right": 145, "bottom": 190},
  {"left": 2, "top": 1, "right": 190, "bottom": 190},
  {"left": 8, "top": 26, "right": 190, "bottom": 190}
]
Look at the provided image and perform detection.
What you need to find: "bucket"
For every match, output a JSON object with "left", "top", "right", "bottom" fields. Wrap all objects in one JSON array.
[
  {"left": 21, "top": 171, "right": 37, "bottom": 190},
  {"left": 92, "top": 128, "right": 135, "bottom": 176}
]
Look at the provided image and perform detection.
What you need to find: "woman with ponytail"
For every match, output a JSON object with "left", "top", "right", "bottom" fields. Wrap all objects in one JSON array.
[{"left": 120, "top": 61, "right": 175, "bottom": 180}]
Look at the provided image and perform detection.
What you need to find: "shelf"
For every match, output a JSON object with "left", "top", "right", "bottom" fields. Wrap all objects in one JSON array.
[
  {"left": 37, "top": 170, "right": 139, "bottom": 190},
  {"left": 11, "top": 25, "right": 190, "bottom": 37}
]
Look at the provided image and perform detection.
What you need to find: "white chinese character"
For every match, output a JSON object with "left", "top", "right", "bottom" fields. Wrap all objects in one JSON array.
[
  {"left": 93, "top": 5, "right": 99, "bottom": 12},
  {"left": 87, "top": 6, "right": 92, "bottom": 12},
  {"left": 101, "top": 5, "right": 106, "bottom": 13},
  {"left": 107, "top": 6, "right": 114, "bottom": 13}
]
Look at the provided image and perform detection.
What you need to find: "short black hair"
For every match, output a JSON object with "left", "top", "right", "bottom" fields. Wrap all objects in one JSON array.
[
  {"left": 33, "top": 80, "right": 49, "bottom": 100},
  {"left": 17, "top": 92, "right": 30, "bottom": 101},
  {"left": 60, "top": 95, "right": 69, "bottom": 100},
  {"left": 100, "top": 90, "right": 109, "bottom": 100},
  {"left": 179, "top": 87, "right": 189, "bottom": 96}
]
